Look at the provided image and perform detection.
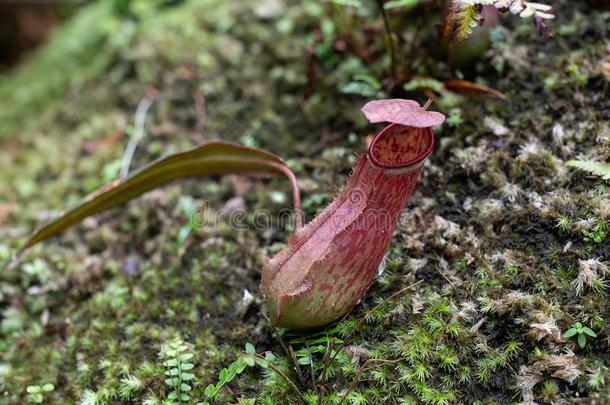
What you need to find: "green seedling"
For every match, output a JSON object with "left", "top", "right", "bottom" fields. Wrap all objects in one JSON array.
[{"left": 563, "top": 322, "right": 597, "bottom": 349}]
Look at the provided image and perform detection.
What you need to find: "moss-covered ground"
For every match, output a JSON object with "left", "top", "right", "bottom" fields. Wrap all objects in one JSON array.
[{"left": 0, "top": 0, "right": 609, "bottom": 403}]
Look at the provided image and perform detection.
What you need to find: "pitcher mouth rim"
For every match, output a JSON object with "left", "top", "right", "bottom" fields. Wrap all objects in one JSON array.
[{"left": 367, "top": 123, "right": 435, "bottom": 170}]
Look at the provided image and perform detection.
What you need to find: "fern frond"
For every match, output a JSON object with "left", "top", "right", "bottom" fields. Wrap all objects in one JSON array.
[
  {"left": 456, "top": 4, "right": 482, "bottom": 40},
  {"left": 566, "top": 160, "right": 610, "bottom": 180},
  {"left": 444, "top": 1, "right": 482, "bottom": 41}
]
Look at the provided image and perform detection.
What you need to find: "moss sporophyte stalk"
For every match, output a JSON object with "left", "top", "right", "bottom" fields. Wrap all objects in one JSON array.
[{"left": 17, "top": 99, "right": 445, "bottom": 330}]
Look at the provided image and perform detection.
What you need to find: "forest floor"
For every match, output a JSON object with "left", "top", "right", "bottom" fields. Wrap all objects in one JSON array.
[{"left": 0, "top": 0, "right": 609, "bottom": 404}]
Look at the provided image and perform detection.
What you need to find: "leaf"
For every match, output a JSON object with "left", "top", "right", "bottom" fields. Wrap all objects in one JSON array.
[
  {"left": 444, "top": 80, "right": 508, "bottom": 101},
  {"left": 403, "top": 77, "right": 445, "bottom": 94},
  {"left": 245, "top": 343, "right": 256, "bottom": 355},
  {"left": 563, "top": 328, "right": 578, "bottom": 338},
  {"left": 578, "top": 334, "right": 586, "bottom": 348},
  {"left": 166, "top": 359, "right": 178, "bottom": 367},
  {"left": 26, "top": 386, "right": 41, "bottom": 394},
  {"left": 254, "top": 357, "right": 269, "bottom": 369},
  {"left": 582, "top": 327, "right": 597, "bottom": 338},
  {"left": 329, "top": 0, "right": 364, "bottom": 8},
  {"left": 361, "top": 99, "right": 445, "bottom": 128},
  {"left": 179, "top": 353, "right": 194, "bottom": 361},
  {"left": 180, "top": 383, "right": 192, "bottom": 392},
  {"left": 443, "top": 1, "right": 482, "bottom": 41},
  {"left": 42, "top": 384, "right": 55, "bottom": 392},
  {"left": 297, "top": 356, "right": 311, "bottom": 365},
  {"left": 21, "top": 141, "right": 300, "bottom": 251},
  {"left": 244, "top": 356, "right": 255, "bottom": 367},
  {"left": 341, "top": 74, "right": 383, "bottom": 97},
  {"left": 566, "top": 160, "right": 610, "bottom": 180},
  {"left": 182, "top": 372, "right": 195, "bottom": 381},
  {"left": 180, "top": 393, "right": 190, "bottom": 401},
  {"left": 180, "top": 362, "right": 194, "bottom": 370},
  {"left": 341, "top": 81, "right": 381, "bottom": 97},
  {"left": 235, "top": 358, "right": 247, "bottom": 373},
  {"left": 384, "top": 0, "right": 421, "bottom": 10},
  {"left": 204, "top": 384, "right": 217, "bottom": 398}
]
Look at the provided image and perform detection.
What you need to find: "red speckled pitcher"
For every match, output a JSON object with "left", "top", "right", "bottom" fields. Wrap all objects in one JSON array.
[{"left": 261, "top": 122, "right": 435, "bottom": 329}]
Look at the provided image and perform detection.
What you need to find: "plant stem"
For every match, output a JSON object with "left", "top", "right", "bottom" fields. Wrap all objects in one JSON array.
[
  {"left": 267, "top": 161, "right": 303, "bottom": 229},
  {"left": 376, "top": 0, "right": 398, "bottom": 80},
  {"left": 256, "top": 354, "right": 307, "bottom": 403}
]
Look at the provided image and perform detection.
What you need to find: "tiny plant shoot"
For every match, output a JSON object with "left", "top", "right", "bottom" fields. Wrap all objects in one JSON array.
[
  {"left": 19, "top": 99, "right": 444, "bottom": 330},
  {"left": 563, "top": 322, "right": 597, "bottom": 349}
]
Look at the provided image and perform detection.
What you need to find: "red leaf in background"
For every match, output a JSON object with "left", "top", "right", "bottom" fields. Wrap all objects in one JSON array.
[
  {"left": 361, "top": 99, "right": 445, "bottom": 128},
  {"left": 444, "top": 80, "right": 508, "bottom": 101}
]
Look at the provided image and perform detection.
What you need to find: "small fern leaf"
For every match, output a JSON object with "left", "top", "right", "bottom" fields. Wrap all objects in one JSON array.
[
  {"left": 443, "top": 1, "right": 482, "bottom": 41},
  {"left": 566, "top": 160, "right": 610, "bottom": 180},
  {"left": 456, "top": 4, "right": 482, "bottom": 41}
]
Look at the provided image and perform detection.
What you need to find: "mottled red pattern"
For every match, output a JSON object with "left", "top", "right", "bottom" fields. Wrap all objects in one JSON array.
[
  {"left": 370, "top": 124, "right": 433, "bottom": 168},
  {"left": 261, "top": 124, "right": 434, "bottom": 329}
]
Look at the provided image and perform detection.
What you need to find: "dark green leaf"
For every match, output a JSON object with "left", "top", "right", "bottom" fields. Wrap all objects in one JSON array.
[{"left": 22, "top": 142, "right": 297, "bottom": 250}]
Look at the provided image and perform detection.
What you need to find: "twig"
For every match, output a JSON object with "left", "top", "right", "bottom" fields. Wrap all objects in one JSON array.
[
  {"left": 191, "top": 90, "right": 206, "bottom": 135},
  {"left": 262, "top": 312, "right": 307, "bottom": 386},
  {"left": 376, "top": 0, "right": 397, "bottom": 80},
  {"left": 423, "top": 97, "right": 433, "bottom": 110},
  {"left": 120, "top": 88, "right": 159, "bottom": 179},
  {"left": 255, "top": 354, "right": 307, "bottom": 404},
  {"left": 303, "top": 336, "right": 319, "bottom": 396}
]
